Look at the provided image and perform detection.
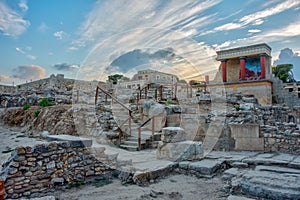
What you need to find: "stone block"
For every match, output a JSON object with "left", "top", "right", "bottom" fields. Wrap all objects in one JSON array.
[
  {"left": 235, "top": 137, "right": 264, "bottom": 151},
  {"left": 46, "top": 135, "right": 92, "bottom": 147},
  {"left": 229, "top": 124, "right": 259, "bottom": 138},
  {"left": 157, "top": 141, "right": 202, "bottom": 161},
  {"left": 166, "top": 114, "right": 181, "bottom": 127},
  {"left": 161, "top": 127, "right": 186, "bottom": 143},
  {"left": 188, "top": 159, "right": 224, "bottom": 175}
]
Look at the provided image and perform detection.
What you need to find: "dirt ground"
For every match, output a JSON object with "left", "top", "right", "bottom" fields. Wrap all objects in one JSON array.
[{"left": 52, "top": 174, "right": 228, "bottom": 200}]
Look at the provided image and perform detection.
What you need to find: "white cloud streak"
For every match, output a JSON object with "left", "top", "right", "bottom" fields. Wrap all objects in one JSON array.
[
  {"left": 73, "top": 0, "right": 221, "bottom": 81},
  {"left": 0, "top": 1, "right": 30, "bottom": 37},
  {"left": 15, "top": 47, "right": 37, "bottom": 60},
  {"left": 53, "top": 31, "right": 66, "bottom": 40},
  {"left": 18, "top": 0, "right": 28, "bottom": 12},
  {"left": 214, "top": 17, "right": 300, "bottom": 51},
  {"left": 204, "top": 0, "right": 300, "bottom": 36}
]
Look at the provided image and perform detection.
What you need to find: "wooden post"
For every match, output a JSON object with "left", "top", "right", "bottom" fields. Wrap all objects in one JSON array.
[
  {"left": 138, "top": 127, "right": 141, "bottom": 151},
  {"left": 175, "top": 83, "right": 177, "bottom": 100},
  {"left": 95, "top": 86, "right": 99, "bottom": 105},
  {"left": 118, "top": 128, "right": 122, "bottom": 145},
  {"left": 160, "top": 86, "right": 163, "bottom": 100},
  {"left": 152, "top": 116, "right": 155, "bottom": 142},
  {"left": 128, "top": 113, "right": 132, "bottom": 136},
  {"left": 0, "top": 179, "right": 4, "bottom": 200}
]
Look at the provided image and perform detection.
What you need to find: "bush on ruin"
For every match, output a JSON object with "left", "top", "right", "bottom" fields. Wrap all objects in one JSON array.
[
  {"left": 23, "top": 103, "right": 31, "bottom": 110},
  {"left": 38, "top": 98, "right": 53, "bottom": 107},
  {"left": 34, "top": 110, "right": 40, "bottom": 118}
]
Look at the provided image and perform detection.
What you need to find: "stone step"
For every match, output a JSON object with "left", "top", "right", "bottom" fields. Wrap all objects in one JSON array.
[
  {"left": 122, "top": 140, "right": 139, "bottom": 146},
  {"left": 119, "top": 144, "right": 138, "bottom": 151}
]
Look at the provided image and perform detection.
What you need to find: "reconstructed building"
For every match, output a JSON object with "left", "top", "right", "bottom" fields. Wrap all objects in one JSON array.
[
  {"left": 210, "top": 43, "right": 273, "bottom": 105},
  {"left": 132, "top": 69, "right": 178, "bottom": 84},
  {"left": 123, "top": 69, "right": 179, "bottom": 89}
]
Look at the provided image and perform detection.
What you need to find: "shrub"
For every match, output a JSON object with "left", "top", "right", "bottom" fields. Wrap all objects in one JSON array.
[
  {"left": 38, "top": 98, "right": 53, "bottom": 107},
  {"left": 23, "top": 103, "right": 31, "bottom": 110},
  {"left": 34, "top": 110, "right": 40, "bottom": 117},
  {"left": 166, "top": 99, "right": 173, "bottom": 105},
  {"left": 234, "top": 104, "right": 240, "bottom": 111}
]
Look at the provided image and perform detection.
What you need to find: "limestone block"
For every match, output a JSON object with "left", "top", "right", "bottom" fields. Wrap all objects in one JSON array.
[
  {"left": 161, "top": 127, "right": 186, "bottom": 143},
  {"left": 156, "top": 141, "right": 202, "bottom": 161},
  {"left": 235, "top": 137, "right": 264, "bottom": 151},
  {"left": 229, "top": 124, "right": 259, "bottom": 138},
  {"left": 166, "top": 114, "right": 181, "bottom": 127}
]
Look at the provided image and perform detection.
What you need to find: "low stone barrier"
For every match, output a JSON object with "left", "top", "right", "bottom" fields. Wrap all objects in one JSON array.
[
  {"left": 0, "top": 138, "right": 114, "bottom": 199},
  {"left": 264, "top": 132, "right": 300, "bottom": 154}
]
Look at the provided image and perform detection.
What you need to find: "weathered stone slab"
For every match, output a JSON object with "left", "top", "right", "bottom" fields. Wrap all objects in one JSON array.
[
  {"left": 222, "top": 168, "right": 240, "bottom": 180},
  {"left": 161, "top": 127, "right": 186, "bottom": 143},
  {"left": 229, "top": 124, "right": 259, "bottom": 138},
  {"left": 157, "top": 141, "right": 202, "bottom": 161},
  {"left": 289, "top": 156, "right": 300, "bottom": 169},
  {"left": 240, "top": 165, "right": 300, "bottom": 199},
  {"left": 227, "top": 195, "right": 256, "bottom": 200},
  {"left": 188, "top": 159, "right": 224, "bottom": 175},
  {"left": 46, "top": 134, "right": 92, "bottom": 147},
  {"left": 235, "top": 138, "right": 264, "bottom": 151}
]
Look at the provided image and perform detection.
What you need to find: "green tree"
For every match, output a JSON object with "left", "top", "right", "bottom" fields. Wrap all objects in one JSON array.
[
  {"left": 107, "top": 74, "right": 124, "bottom": 84},
  {"left": 272, "top": 64, "right": 295, "bottom": 83}
]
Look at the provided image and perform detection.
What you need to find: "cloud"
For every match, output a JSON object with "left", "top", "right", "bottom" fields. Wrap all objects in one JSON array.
[
  {"left": 203, "top": 0, "right": 300, "bottom": 36},
  {"left": 239, "top": 0, "right": 300, "bottom": 25},
  {"left": 53, "top": 31, "right": 66, "bottom": 40},
  {"left": 18, "top": 0, "right": 28, "bottom": 12},
  {"left": 73, "top": 0, "right": 220, "bottom": 82},
  {"left": 15, "top": 47, "right": 36, "bottom": 60},
  {"left": 248, "top": 29, "right": 262, "bottom": 33},
  {"left": 12, "top": 65, "right": 46, "bottom": 80},
  {"left": 0, "top": 74, "right": 12, "bottom": 82},
  {"left": 38, "top": 22, "right": 49, "bottom": 32},
  {"left": 214, "top": 17, "right": 300, "bottom": 51},
  {"left": 0, "top": 1, "right": 30, "bottom": 37},
  {"left": 274, "top": 48, "right": 300, "bottom": 80},
  {"left": 110, "top": 48, "right": 176, "bottom": 72},
  {"left": 68, "top": 46, "right": 78, "bottom": 51},
  {"left": 53, "top": 63, "right": 80, "bottom": 71},
  {"left": 214, "top": 23, "right": 243, "bottom": 31},
  {"left": 16, "top": 47, "right": 25, "bottom": 54}
]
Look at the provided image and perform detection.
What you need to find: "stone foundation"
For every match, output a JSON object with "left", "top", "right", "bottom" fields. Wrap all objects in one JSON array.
[{"left": 0, "top": 139, "right": 114, "bottom": 199}]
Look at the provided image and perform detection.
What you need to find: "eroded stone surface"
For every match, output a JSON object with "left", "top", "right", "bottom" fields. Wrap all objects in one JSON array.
[{"left": 240, "top": 165, "right": 300, "bottom": 200}]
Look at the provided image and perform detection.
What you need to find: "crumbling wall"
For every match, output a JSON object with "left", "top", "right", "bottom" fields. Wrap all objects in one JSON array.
[
  {"left": 0, "top": 141, "right": 114, "bottom": 199},
  {"left": 0, "top": 85, "right": 16, "bottom": 93}
]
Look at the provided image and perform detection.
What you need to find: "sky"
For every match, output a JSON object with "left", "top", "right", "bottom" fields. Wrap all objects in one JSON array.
[{"left": 1, "top": 0, "right": 300, "bottom": 85}]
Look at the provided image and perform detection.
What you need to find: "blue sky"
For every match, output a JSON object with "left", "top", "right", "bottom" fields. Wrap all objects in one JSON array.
[{"left": 1, "top": 0, "right": 300, "bottom": 85}]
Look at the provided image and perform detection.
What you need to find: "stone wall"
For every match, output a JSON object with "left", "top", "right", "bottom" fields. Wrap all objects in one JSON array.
[
  {"left": 0, "top": 85, "right": 16, "bottom": 93},
  {"left": 0, "top": 141, "right": 114, "bottom": 199},
  {"left": 263, "top": 131, "right": 300, "bottom": 154}
]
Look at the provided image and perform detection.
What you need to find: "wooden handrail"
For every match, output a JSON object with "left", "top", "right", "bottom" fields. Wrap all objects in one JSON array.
[
  {"left": 137, "top": 112, "right": 163, "bottom": 150},
  {"left": 95, "top": 86, "right": 134, "bottom": 146},
  {"left": 96, "top": 86, "right": 133, "bottom": 113}
]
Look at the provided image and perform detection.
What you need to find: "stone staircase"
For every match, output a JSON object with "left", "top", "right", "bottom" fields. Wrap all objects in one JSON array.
[
  {"left": 110, "top": 84, "right": 155, "bottom": 151},
  {"left": 95, "top": 82, "right": 190, "bottom": 151}
]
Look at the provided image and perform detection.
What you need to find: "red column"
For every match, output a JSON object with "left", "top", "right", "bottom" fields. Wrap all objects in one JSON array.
[
  {"left": 205, "top": 75, "right": 209, "bottom": 83},
  {"left": 239, "top": 57, "right": 246, "bottom": 80},
  {"left": 221, "top": 60, "right": 227, "bottom": 82},
  {"left": 260, "top": 54, "right": 267, "bottom": 79}
]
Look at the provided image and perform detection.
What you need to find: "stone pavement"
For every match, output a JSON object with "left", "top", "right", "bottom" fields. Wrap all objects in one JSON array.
[{"left": 95, "top": 144, "right": 300, "bottom": 199}]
